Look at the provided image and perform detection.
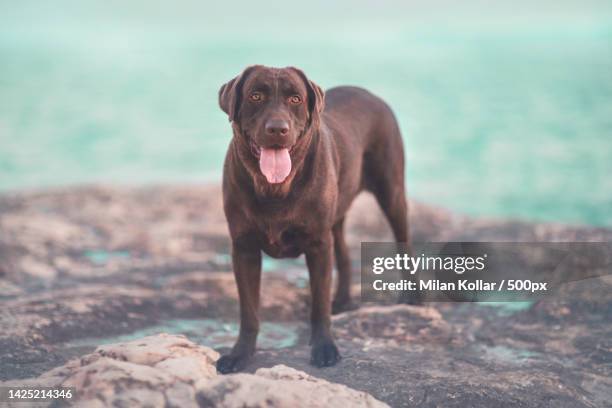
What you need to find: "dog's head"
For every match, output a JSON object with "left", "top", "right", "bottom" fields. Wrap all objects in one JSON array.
[{"left": 219, "top": 65, "right": 324, "bottom": 185}]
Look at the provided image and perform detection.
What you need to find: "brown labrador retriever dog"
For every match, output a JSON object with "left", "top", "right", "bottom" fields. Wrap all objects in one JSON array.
[{"left": 217, "top": 65, "right": 414, "bottom": 373}]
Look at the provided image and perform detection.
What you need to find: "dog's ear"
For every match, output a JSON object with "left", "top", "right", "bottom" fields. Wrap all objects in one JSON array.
[
  {"left": 218, "top": 65, "right": 259, "bottom": 122},
  {"left": 289, "top": 67, "right": 325, "bottom": 129}
]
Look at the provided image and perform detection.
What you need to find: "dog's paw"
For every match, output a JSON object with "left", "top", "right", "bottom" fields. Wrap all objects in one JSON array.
[
  {"left": 331, "top": 299, "right": 359, "bottom": 315},
  {"left": 310, "top": 340, "right": 341, "bottom": 367},
  {"left": 216, "top": 353, "right": 251, "bottom": 374}
]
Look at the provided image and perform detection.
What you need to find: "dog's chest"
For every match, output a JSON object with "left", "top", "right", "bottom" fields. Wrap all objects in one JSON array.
[{"left": 259, "top": 223, "right": 309, "bottom": 258}]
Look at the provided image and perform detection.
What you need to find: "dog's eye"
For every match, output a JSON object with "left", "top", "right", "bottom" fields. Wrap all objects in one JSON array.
[
  {"left": 289, "top": 95, "right": 302, "bottom": 104},
  {"left": 249, "top": 92, "right": 263, "bottom": 102}
]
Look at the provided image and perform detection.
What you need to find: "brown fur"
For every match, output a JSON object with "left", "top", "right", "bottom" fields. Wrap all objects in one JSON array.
[{"left": 216, "top": 65, "right": 414, "bottom": 373}]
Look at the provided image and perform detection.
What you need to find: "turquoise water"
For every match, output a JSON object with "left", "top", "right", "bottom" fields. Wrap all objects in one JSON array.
[{"left": 1, "top": 2, "right": 612, "bottom": 226}]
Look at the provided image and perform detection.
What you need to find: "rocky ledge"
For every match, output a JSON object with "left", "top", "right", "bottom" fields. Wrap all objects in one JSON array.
[
  {"left": 0, "top": 184, "right": 611, "bottom": 407},
  {"left": 2, "top": 334, "right": 386, "bottom": 407}
]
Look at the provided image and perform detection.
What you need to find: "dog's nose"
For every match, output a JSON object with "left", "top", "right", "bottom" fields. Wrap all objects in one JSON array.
[{"left": 265, "top": 119, "right": 289, "bottom": 136}]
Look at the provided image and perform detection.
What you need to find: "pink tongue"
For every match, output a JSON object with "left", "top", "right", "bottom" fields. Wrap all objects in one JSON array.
[{"left": 259, "top": 148, "right": 292, "bottom": 184}]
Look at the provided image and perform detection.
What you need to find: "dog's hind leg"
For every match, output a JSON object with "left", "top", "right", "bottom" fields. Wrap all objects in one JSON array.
[
  {"left": 367, "top": 162, "right": 422, "bottom": 305},
  {"left": 364, "top": 124, "right": 422, "bottom": 304},
  {"left": 363, "top": 125, "right": 410, "bottom": 244},
  {"left": 331, "top": 217, "right": 358, "bottom": 314}
]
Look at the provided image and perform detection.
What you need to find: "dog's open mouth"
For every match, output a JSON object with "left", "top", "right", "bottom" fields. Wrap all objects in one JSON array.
[{"left": 250, "top": 140, "right": 293, "bottom": 184}]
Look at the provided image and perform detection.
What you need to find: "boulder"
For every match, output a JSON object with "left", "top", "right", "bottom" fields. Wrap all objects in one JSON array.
[
  {"left": 196, "top": 365, "right": 388, "bottom": 408},
  {"left": 1, "top": 334, "right": 387, "bottom": 408}
]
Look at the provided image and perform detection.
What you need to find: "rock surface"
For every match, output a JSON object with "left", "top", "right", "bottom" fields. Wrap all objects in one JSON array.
[
  {"left": 1, "top": 184, "right": 611, "bottom": 407},
  {"left": 1, "top": 334, "right": 387, "bottom": 408},
  {"left": 197, "top": 365, "right": 387, "bottom": 408}
]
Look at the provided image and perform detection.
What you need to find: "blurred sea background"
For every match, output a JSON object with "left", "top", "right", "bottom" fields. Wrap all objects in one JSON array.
[{"left": 1, "top": 0, "right": 611, "bottom": 226}]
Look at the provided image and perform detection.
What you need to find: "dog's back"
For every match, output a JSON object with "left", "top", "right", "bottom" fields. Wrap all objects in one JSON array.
[{"left": 322, "top": 86, "right": 407, "bottom": 225}]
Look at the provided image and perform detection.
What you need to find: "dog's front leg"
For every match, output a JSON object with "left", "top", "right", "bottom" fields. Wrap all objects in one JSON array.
[
  {"left": 216, "top": 239, "right": 262, "bottom": 374},
  {"left": 305, "top": 232, "right": 341, "bottom": 367}
]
